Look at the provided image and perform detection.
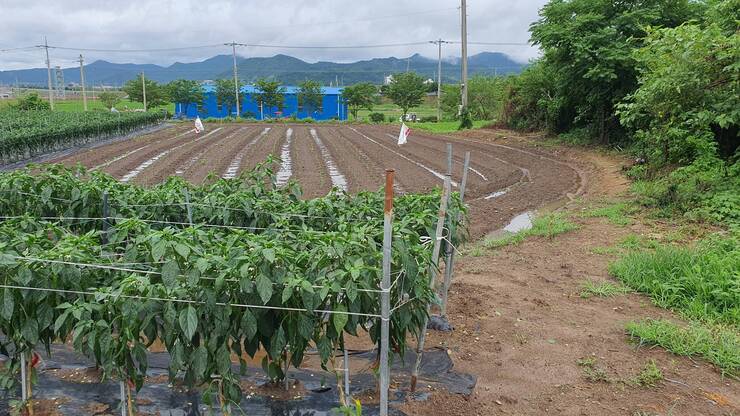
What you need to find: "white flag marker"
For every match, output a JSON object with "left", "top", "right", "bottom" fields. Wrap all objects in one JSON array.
[
  {"left": 398, "top": 122, "right": 411, "bottom": 146},
  {"left": 194, "top": 116, "right": 204, "bottom": 134}
]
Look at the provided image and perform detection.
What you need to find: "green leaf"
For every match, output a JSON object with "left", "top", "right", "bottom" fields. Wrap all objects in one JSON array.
[
  {"left": 262, "top": 248, "right": 276, "bottom": 264},
  {"left": 179, "top": 306, "right": 198, "bottom": 342},
  {"left": 1, "top": 290, "right": 14, "bottom": 320},
  {"left": 151, "top": 240, "right": 167, "bottom": 261},
  {"left": 282, "top": 286, "right": 293, "bottom": 303},
  {"left": 21, "top": 319, "right": 39, "bottom": 345},
  {"left": 297, "top": 315, "right": 314, "bottom": 340},
  {"left": 53, "top": 310, "right": 70, "bottom": 333},
  {"left": 216, "top": 345, "right": 231, "bottom": 374},
  {"left": 241, "top": 309, "right": 258, "bottom": 341},
  {"left": 161, "top": 260, "right": 180, "bottom": 287},
  {"left": 15, "top": 266, "right": 32, "bottom": 285},
  {"left": 256, "top": 275, "right": 273, "bottom": 304},
  {"left": 174, "top": 243, "right": 190, "bottom": 259},
  {"left": 332, "top": 305, "right": 348, "bottom": 334},
  {"left": 316, "top": 335, "right": 332, "bottom": 363},
  {"left": 191, "top": 345, "right": 208, "bottom": 379},
  {"left": 196, "top": 258, "right": 209, "bottom": 273}
]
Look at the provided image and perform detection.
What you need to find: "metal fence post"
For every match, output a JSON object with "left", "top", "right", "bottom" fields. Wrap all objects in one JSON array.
[
  {"left": 411, "top": 174, "right": 451, "bottom": 392},
  {"left": 20, "top": 352, "right": 27, "bottom": 402},
  {"left": 119, "top": 380, "right": 127, "bottom": 416},
  {"left": 343, "top": 346, "right": 351, "bottom": 402},
  {"left": 183, "top": 188, "right": 193, "bottom": 226},
  {"left": 441, "top": 151, "right": 470, "bottom": 317},
  {"left": 102, "top": 191, "right": 109, "bottom": 246},
  {"left": 380, "top": 169, "right": 394, "bottom": 416}
]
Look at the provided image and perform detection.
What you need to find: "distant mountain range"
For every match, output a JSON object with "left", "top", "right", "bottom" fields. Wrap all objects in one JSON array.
[{"left": 0, "top": 52, "right": 526, "bottom": 87}]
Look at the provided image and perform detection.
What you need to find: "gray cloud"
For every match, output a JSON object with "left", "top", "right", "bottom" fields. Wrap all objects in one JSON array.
[{"left": 0, "top": 0, "right": 546, "bottom": 70}]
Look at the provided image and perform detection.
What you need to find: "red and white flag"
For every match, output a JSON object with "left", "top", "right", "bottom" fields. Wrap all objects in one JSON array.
[{"left": 398, "top": 122, "right": 411, "bottom": 146}]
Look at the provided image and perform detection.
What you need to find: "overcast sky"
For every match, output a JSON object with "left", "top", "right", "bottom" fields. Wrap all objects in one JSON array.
[{"left": 0, "top": 0, "right": 546, "bottom": 71}]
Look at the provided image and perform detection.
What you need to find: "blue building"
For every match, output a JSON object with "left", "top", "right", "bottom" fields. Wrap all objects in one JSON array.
[{"left": 175, "top": 85, "right": 347, "bottom": 121}]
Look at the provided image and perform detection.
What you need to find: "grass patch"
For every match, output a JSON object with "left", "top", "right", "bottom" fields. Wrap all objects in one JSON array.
[
  {"left": 577, "top": 357, "right": 610, "bottom": 382},
  {"left": 627, "top": 319, "right": 739, "bottom": 379},
  {"left": 483, "top": 212, "right": 579, "bottom": 249},
  {"left": 590, "top": 246, "right": 619, "bottom": 255},
  {"left": 581, "top": 201, "right": 636, "bottom": 226},
  {"left": 413, "top": 119, "right": 493, "bottom": 134},
  {"left": 629, "top": 360, "right": 664, "bottom": 387},
  {"left": 618, "top": 234, "right": 660, "bottom": 251},
  {"left": 609, "top": 235, "right": 739, "bottom": 326},
  {"left": 580, "top": 280, "right": 632, "bottom": 298}
]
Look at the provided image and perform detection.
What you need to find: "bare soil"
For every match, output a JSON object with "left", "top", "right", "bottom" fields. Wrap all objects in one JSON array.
[{"left": 399, "top": 131, "right": 739, "bottom": 416}]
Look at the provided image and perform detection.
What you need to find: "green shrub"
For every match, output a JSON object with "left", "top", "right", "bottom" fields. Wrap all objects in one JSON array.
[{"left": 368, "top": 112, "right": 385, "bottom": 123}]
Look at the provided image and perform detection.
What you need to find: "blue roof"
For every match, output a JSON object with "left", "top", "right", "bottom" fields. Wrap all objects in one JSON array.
[{"left": 201, "top": 84, "right": 343, "bottom": 95}]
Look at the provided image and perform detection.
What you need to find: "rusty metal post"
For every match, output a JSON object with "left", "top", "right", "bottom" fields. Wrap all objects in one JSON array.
[
  {"left": 379, "top": 169, "right": 394, "bottom": 416},
  {"left": 441, "top": 151, "right": 470, "bottom": 317},
  {"left": 411, "top": 174, "right": 451, "bottom": 392}
]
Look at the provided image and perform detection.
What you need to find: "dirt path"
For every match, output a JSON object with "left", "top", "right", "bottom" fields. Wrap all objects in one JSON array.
[{"left": 400, "top": 135, "right": 739, "bottom": 416}]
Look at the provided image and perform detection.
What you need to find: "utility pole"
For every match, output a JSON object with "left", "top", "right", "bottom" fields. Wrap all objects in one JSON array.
[
  {"left": 141, "top": 71, "right": 147, "bottom": 111},
  {"left": 78, "top": 54, "right": 87, "bottom": 111},
  {"left": 430, "top": 39, "right": 451, "bottom": 122},
  {"left": 230, "top": 42, "right": 240, "bottom": 117},
  {"left": 43, "top": 36, "right": 54, "bottom": 110},
  {"left": 460, "top": 0, "right": 468, "bottom": 112}
]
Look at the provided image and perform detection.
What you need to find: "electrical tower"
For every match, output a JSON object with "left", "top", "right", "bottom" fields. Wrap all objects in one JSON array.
[{"left": 54, "top": 66, "right": 65, "bottom": 99}]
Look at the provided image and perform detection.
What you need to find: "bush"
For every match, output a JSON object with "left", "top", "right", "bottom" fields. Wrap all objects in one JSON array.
[
  {"left": 368, "top": 112, "right": 385, "bottom": 123},
  {"left": 630, "top": 157, "right": 740, "bottom": 226},
  {"left": 11, "top": 92, "right": 50, "bottom": 111}
]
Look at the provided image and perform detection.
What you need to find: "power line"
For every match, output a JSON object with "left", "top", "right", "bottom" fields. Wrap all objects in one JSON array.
[
  {"left": 233, "top": 41, "right": 431, "bottom": 50},
  {"left": 45, "top": 43, "right": 227, "bottom": 53},
  {"left": 0, "top": 46, "right": 40, "bottom": 53}
]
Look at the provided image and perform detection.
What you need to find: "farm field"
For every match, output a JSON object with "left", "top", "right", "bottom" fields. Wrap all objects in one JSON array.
[{"left": 50, "top": 122, "right": 582, "bottom": 238}]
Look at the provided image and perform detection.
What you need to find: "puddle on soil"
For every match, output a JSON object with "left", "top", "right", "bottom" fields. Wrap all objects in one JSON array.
[
  {"left": 484, "top": 210, "right": 535, "bottom": 241},
  {"left": 503, "top": 211, "right": 534, "bottom": 233},
  {"left": 484, "top": 189, "right": 508, "bottom": 200}
]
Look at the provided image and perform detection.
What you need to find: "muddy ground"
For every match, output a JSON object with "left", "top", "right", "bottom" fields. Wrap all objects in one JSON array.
[
  {"left": 398, "top": 130, "right": 738, "bottom": 416},
  {"left": 26, "top": 124, "right": 739, "bottom": 414},
  {"left": 51, "top": 123, "right": 580, "bottom": 239}
]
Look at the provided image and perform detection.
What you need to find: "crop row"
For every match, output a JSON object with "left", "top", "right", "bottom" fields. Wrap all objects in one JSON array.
[
  {"left": 0, "top": 110, "right": 166, "bottom": 165},
  {"left": 0, "top": 163, "right": 465, "bottom": 410}
]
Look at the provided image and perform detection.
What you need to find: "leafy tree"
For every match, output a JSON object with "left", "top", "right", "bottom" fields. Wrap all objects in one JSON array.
[
  {"left": 342, "top": 83, "right": 377, "bottom": 120},
  {"left": 617, "top": 8, "right": 739, "bottom": 166},
  {"left": 297, "top": 80, "right": 323, "bottom": 115},
  {"left": 385, "top": 72, "right": 427, "bottom": 120},
  {"left": 215, "top": 79, "right": 243, "bottom": 115},
  {"left": 167, "top": 79, "right": 203, "bottom": 115},
  {"left": 11, "top": 92, "right": 50, "bottom": 111},
  {"left": 441, "top": 75, "right": 508, "bottom": 121},
  {"left": 98, "top": 91, "right": 122, "bottom": 110},
  {"left": 253, "top": 78, "right": 285, "bottom": 118},
  {"left": 499, "top": 61, "right": 563, "bottom": 131},
  {"left": 123, "top": 76, "right": 169, "bottom": 107},
  {"left": 529, "top": 0, "right": 703, "bottom": 143}
]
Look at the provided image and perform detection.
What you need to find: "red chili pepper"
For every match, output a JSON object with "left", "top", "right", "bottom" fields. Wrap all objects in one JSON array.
[
  {"left": 30, "top": 352, "right": 41, "bottom": 368},
  {"left": 127, "top": 378, "right": 135, "bottom": 389}
]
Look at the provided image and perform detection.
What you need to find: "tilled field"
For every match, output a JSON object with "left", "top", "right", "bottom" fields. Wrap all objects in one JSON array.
[{"left": 52, "top": 123, "right": 582, "bottom": 238}]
